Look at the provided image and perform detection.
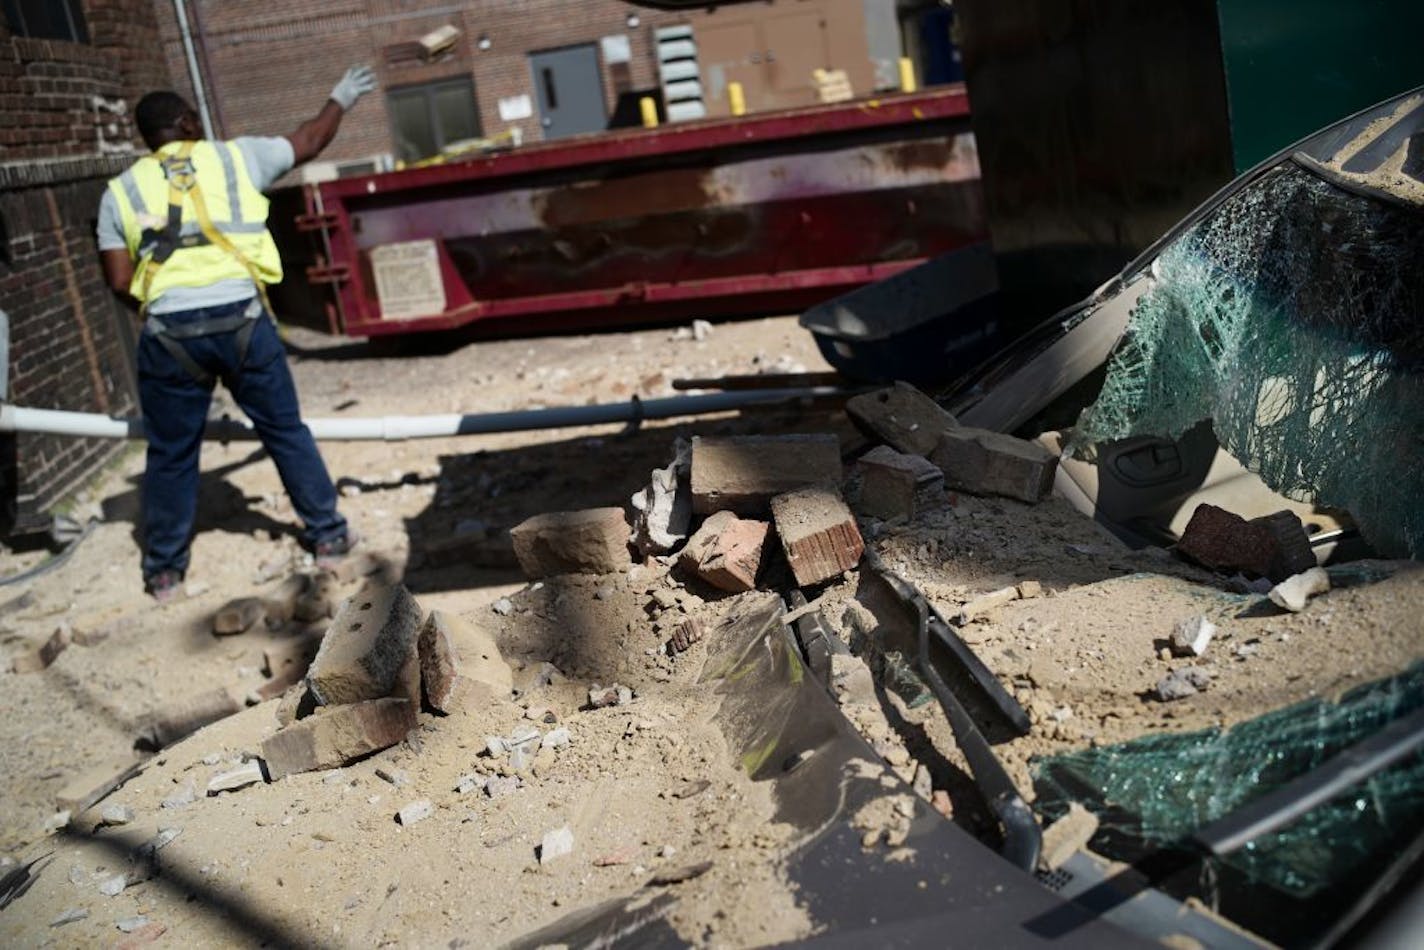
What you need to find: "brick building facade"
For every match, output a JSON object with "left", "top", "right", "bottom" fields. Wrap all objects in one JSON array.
[
  {"left": 0, "top": 0, "right": 172, "bottom": 534},
  {"left": 153, "top": 0, "right": 907, "bottom": 174}
]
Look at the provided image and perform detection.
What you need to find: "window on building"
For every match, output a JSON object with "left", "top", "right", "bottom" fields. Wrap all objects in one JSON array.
[
  {"left": 388, "top": 77, "right": 482, "bottom": 164},
  {"left": 2, "top": 0, "right": 89, "bottom": 42}
]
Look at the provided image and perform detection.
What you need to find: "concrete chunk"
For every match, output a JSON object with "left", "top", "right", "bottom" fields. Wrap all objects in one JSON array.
[
  {"left": 144, "top": 687, "right": 244, "bottom": 748},
  {"left": 1170, "top": 615, "right": 1217, "bottom": 657},
  {"left": 540, "top": 825, "right": 575, "bottom": 864},
  {"left": 771, "top": 487, "right": 865, "bottom": 586},
  {"left": 55, "top": 757, "right": 143, "bottom": 814},
  {"left": 631, "top": 439, "right": 692, "bottom": 556},
  {"left": 856, "top": 446, "right": 945, "bottom": 521},
  {"left": 207, "top": 760, "right": 266, "bottom": 795},
  {"left": 690, "top": 434, "right": 841, "bottom": 515},
  {"left": 396, "top": 799, "right": 434, "bottom": 825},
  {"left": 306, "top": 584, "right": 423, "bottom": 706},
  {"left": 417, "top": 610, "right": 513, "bottom": 714},
  {"left": 510, "top": 508, "right": 630, "bottom": 578},
  {"left": 1269, "top": 567, "right": 1331, "bottom": 613},
  {"left": 261, "top": 697, "right": 416, "bottom": 779},
  {"left": 929, "top": 427, "right": 1058, "bottom": 503},
  {"left": 846, "top": 382, "right": 958, "bottom": 456},
  {"left": 678, "top": 511, "right": 768, "bottom": 592}
]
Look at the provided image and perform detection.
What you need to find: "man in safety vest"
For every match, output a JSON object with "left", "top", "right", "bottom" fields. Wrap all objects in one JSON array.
[{"left": 97, "top": 66, "right": 378, "bottom": 601}]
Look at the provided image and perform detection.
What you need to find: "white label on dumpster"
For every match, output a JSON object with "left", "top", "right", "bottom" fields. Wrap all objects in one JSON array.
[{"left": 369, "top": 240, "right": 445, "bottom": 320}]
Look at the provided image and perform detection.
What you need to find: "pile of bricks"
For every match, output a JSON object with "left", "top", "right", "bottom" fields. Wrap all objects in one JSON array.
[{"left": 261, "top": 584, "right": 511, "bottom": 778}]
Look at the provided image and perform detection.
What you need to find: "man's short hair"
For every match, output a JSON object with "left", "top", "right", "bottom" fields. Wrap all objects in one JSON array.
[{"left": 134, "top": 91, "right": 194, "bottom": 149}]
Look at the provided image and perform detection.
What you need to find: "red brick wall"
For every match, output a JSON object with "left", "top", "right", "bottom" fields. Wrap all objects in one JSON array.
[{"left": 0, "top": 2, "right": 173, "bottom": 534}]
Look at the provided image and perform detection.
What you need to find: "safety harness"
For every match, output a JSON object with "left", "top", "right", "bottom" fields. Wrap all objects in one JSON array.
[{"left": 138, "top": 141, "right": 274, "bottom": 386}]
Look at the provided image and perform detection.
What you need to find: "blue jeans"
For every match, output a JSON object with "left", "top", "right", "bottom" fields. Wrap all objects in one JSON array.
[{"left": 137, "top": 298, "right": 346, "bottom": 578}]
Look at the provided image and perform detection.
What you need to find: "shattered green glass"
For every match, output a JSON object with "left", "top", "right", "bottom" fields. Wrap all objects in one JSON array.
[
  {"left": 1072, "top": 164, "right": 1424, "bottom": 557},
  {"left": 1032, "top": 664, "right": 1424, "bottom": 899}
]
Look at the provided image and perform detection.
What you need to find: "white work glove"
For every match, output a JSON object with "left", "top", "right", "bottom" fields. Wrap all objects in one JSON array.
[{"left": 330, "top": 65, "right": 377, "bottom": 110}]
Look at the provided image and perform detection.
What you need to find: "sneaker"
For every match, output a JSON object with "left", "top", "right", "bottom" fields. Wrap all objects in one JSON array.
[
  {"left": 145, "top": 569, "right": 184, "bottom": 603},
  {"left": 314, "top": 529, "right": 359, "bottom": 570}
]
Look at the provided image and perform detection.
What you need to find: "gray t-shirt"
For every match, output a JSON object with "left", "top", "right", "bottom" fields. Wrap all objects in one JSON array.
[{"left": 97, "top": 136, "right": 295, "bottom": 314}]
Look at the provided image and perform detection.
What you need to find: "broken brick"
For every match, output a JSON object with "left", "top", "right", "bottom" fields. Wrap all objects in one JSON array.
[
  {"left": 855, "top": 446, "right": 945, "bottom": 521},
  {"left": 1176, "top": 505, "right": 1314, "bottom": 582},
  {"left": 678, "top": 511, "right": 768, "bottom": 592},
  {"left": 262, "top": 631, "right": 324, "bottom": 681},
  {"left": 845, "top": 382, "right": 958, "bottom": 456},
  {"left": 55, "top": 757, "right": 144, "bottom": 814},
  {"left": 770, "top": 487, "right": 865, "bottom": 586},
  {"left": 143, "top": 687, "right": 244, "bottom": 748},
  {"left": 929, "top": 427, "right": 1058, "bottom": 503},
  {"left": 417, "top": 610, "right": 512, "bottom": 714},
  {"left": 306, "top": 584, "right": 423, "bottom": 706},
  {"left": 689, "top": 434, "right": 841, "bottom": 515},
  {"left": 10, "top": 623, "right": 70, "bottom": 673},
  {"left": 213, "top": 598, "right": 265, "bottom": 635},
  {"left": 668, "top": 618, "right": 703, "bottom": 653},
  {"left": 510, "top": 507, "right": 630, "bottom": 578},
  {"left": 261, "top": 697, "right": 417, "bottom": 779}
]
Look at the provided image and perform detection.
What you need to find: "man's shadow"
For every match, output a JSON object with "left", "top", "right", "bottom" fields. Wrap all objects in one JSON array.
[{"left": 103, "top": 446, "right": 304, "bottom": 550}]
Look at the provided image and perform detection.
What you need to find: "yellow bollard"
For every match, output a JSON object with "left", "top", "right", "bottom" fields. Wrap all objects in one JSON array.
[
  {"left": 728, "top": 81, "right": 746, "bottom": 117},
  {"left": 639, "top": 96, "right": 658, "bottom": 128},
  {"left": 898, "top": 57, "right": 917, "bottom": 93}
]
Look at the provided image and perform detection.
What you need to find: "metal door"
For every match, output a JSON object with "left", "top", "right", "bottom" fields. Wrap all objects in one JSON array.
[{"left": 529, "top": 45, "right": 606, "bottom": 140}]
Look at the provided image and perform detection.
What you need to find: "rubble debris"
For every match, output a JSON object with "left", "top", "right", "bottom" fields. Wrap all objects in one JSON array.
[
  {"left": 293, "top": 573, "right": 338, "bottom": 623},
  {"left": 929, "top": 427, "right": 1058, "bottom": 504},
  {"left": 11, "top": 623, "right": 71, "bottom": 673},
  {"left": 957, "top": 586, "right": 1021, "bottom": 623},
  {"left": 690, "top": 434, "right": 841, "bottom": 515},
  {"left": 116, "top": 921, "right": 167, "bottom": 948},
  {"left": 510, "top": 507, "right": 631, "bottom": 578},
  {"left": 631, "top": 439, "right": 693, "bottom": 556},
  {"left": 207, "top": 760, "right": 266, "bottom": 796},
  {"left": 98, "top": 872, "right": 127, "bottom": 897},
  {"left": 829, "top": 653, "right": 876, "bottom": 706},
  {"left": 1153, "top": 667, "right": 1212, "bottom": 702},
  {"left": 1176, "top": 504, "right": 1315, "bottom": 582},
  {"left": 261, "top": 697, "right": 417, "bottom": 779},
  {"left": 1170, "top": 615, "right": 1218, "bottom": 658},
  {"left": 855, "top": 446, "right": 945, "bottom": 521},
  {"left": 72, "top": 614, "right": 136, "bottom": 647},
  {"left": 42, "top": 810, "right": 71, "bottom": 832},
  {"left": 845, "top": 382, "right": 958, "bottom": 456},
  {"left": 1269, "top": 567, "right": 1332, "bottom": 613},
  {"left": 396, "top": 799, "right": 435, "bottom": 826},
  {"left": 677, "top": 511, "right": 768, "bottom": 592},
  {"left": 273, "top": 683, "right": 318, "bottom": 726},
  {"left": 771, "top": 487, "right": 865, "bottom": 586},
  {"left": 420, "top": 528, "right": 519, "bottom": 571},
  {"left": 417, "top": 610, "right": 512, "bottom": 714},
  {"left": 100, "top": 803, "right": 135, "bottom": 826},
  {"left": 143, "top": 687, "right": 244, "bottom": 748},
  {"left": 116, "top": 916, "right": 150, "bottom": 933},
  {"left": 492, "top": 597, "right": 514, "bottom": 616},
  {"left": 376, "top": 767, "right": 410, "bottom": 787},
  {"left": 213, "top": 597, "right": 265, "bottom": 635},
  {"left": 1018, "top": 580, "right": 1043, "bottom": 599},
  {"left": 49, "top": 908, "right": 87, "bottom": 927},
  {"left": 1040, "top": 802, "right": 1100, "bottom": 871},
  {"left": 329, "top": 550, "right": 392, "bottom": 585},
  {"left": 160, "top": 779, "right": 197, "bottom": 810},
  {"left": 667, "top": 618, "right": 704, "bottom": 654},
  {"left": 263, "top": 632, "right": 323, "bottom": 681},
  {"left": 259, "top": 575, "right": 308, "bottom": 624},
  {"left": 55, "top": 757, "right": 144, "bottom": 814},
  {"left": 672, "top": 779, "right": 711, "bottom": 800},
  {"left": 454, "top": 774, "right": 485, "bottom": 795},
  {"left": 587, "top": 684, "right": 635, "bottom": 709},
  {"left": 539, "top": 825, "right": 575, "bottom": 864},
  {"left": 306, "top": 584, "right": 423, "bottom": 706},
  {"left": 930, "top": 790, "right": 953, "bottom": 819},
  {"left": 593, "top": 847, "right": 635, "bottom": 867},
  {"left": 542, "top": 727, "right": 571, "bottom": 750},
  {"left": 485, "top": 776, "right": 520, "bottom": 799},
  {"left": 648, "top": 861, "right": 714, "bottom": 886}
]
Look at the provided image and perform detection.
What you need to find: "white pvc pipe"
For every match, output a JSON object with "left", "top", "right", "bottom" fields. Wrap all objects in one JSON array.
[{"left": 0, "top": 387, "right": 846, "bottom": 442}]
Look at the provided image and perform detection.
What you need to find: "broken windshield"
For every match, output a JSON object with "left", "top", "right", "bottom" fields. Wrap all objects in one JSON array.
[{"left": 1071, "top": 162, "right": 1424, "bottom": 558}]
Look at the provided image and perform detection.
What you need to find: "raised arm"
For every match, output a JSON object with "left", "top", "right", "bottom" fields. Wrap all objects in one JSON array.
[{"left": 286, "top": 66, "right": 377, "bottom": 166}]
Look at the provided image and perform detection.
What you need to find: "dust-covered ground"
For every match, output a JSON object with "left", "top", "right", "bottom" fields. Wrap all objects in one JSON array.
[{"left": 1, "top": 314, "right": 1420, "bottom": 947}]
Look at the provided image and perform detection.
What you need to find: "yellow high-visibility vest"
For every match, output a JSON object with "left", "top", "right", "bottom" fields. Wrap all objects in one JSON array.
[{"left": 107, "top": 140, "right": 282, "bottom": 305}]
